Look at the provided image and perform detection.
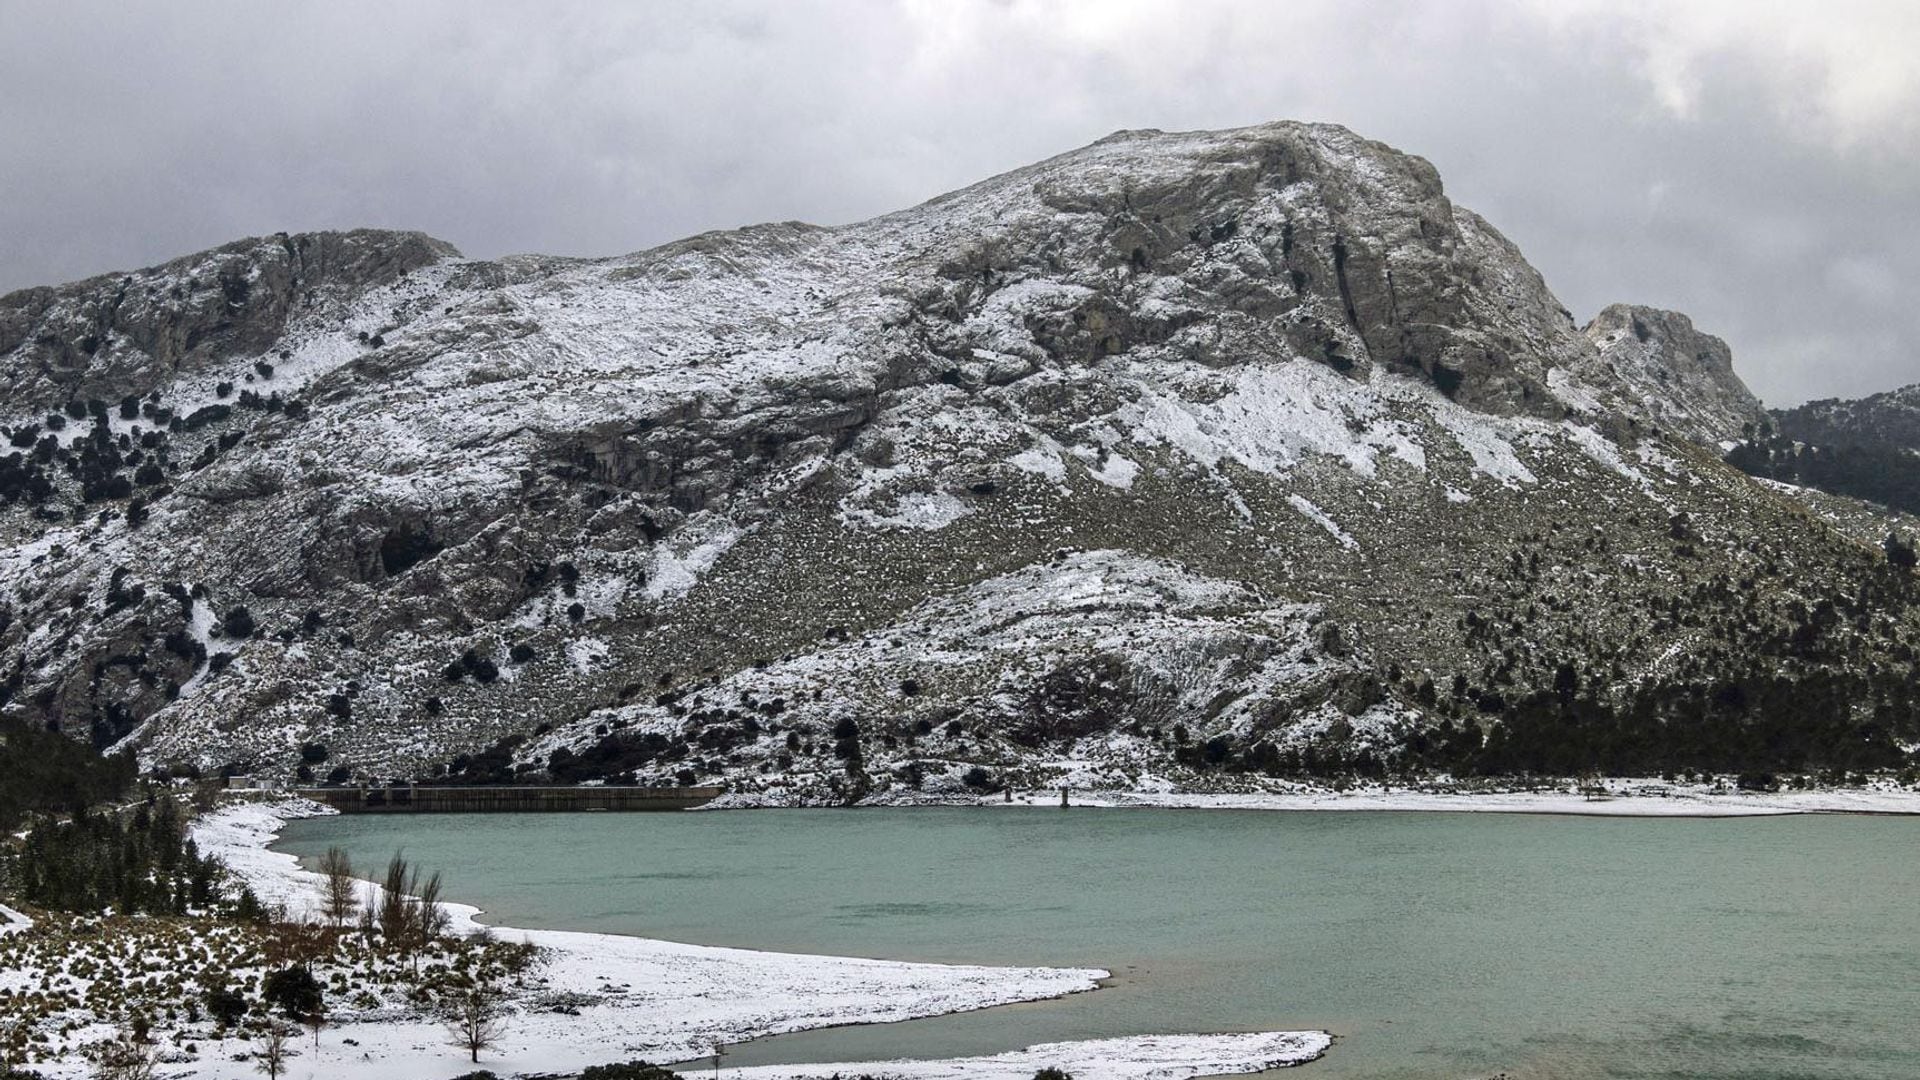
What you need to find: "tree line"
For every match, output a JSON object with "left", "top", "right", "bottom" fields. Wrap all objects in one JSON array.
[
  {"left": 0, "top": 717, "right": 138, "bottom": 834},
  {"left": 8, "top": 796, "right": 225, "bottom": 916}
]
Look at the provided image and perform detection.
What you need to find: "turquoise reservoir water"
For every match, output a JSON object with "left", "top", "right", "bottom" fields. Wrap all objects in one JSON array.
[{"left": 275, "top": 808, "right": 1920, "bottom": 1079}]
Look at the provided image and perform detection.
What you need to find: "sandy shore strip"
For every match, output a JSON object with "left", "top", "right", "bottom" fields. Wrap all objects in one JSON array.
[{"left": 176, "top": 797, "right": 1328, "bottom": 1080}]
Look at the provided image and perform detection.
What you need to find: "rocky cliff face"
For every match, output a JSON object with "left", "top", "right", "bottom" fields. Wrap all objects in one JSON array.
[
  {"left": 1576, "top": 304, "right": 1769, "bottom": 446},
  {"left": 2, "top": 121, "right": 1914, "bottom": 800},
  {"left": 0, "top": 231, "right": 456, "bottom": 419}
]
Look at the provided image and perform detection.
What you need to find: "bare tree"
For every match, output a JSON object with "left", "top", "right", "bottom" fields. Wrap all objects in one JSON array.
[
  {"left": 303, "top": 1001, "right": 327, "bottom": 1050},
  {"left": 87, "top": 1023, "right": 157, "bottom": 1080},
  {"left": 374, "top": 852, "right": 455, "bottom": 976},
  {"left": 318, "top": 846, "right": 359, "bottom": 928},
  {"left": 442, "top": 983, "right": 509, "bottom": 1063},
  {"left": 378, "top": 853, "right": 413, "bottom": 947},
  {"left": 416, "top": 869, "right": 449, "bottom": 943},
  {"left": 358, "top": 893, "right": 379, "bottom": 945},
  {"left": 254, "top": 1023, "right": 294, "bottom": 1079}
]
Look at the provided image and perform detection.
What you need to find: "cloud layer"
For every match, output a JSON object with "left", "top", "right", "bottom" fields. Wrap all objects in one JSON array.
[{"left": 2, "top": 0, "right": 1914, "bottom": 404}]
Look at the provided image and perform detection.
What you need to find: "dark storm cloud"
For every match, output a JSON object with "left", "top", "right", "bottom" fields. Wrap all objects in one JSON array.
[{"left": 2, "top": 1, "right": 1915, "bottom": 404}]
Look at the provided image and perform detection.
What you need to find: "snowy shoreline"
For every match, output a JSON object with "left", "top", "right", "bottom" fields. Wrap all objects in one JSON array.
[
  {"left": 983, "top": 781, "right": 1920, "bottom": 817},
  {"left": 178, "top": 797, "right": 1331, "bottom": 1080}
]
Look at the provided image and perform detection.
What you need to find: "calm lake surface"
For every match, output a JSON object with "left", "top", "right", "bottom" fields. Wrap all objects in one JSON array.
[{"left": 276, "top": 808, "right": 1920, "bottom": 1079}]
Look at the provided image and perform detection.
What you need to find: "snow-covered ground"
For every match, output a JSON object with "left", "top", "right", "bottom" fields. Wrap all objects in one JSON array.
[
  {"left": 172, "top": 798, "right": 1329, "bottom": 1080},
  {"left": 0, "top": 901, "right": 31, "bottom": 937}
]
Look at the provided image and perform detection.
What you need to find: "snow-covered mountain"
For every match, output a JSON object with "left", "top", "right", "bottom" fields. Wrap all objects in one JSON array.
[
  {"left": 1774, "top": 382, "right": 1920, "bottom": 453},
  {"left": 3, "top": 121, "right": 1915, "bottom": 800}
]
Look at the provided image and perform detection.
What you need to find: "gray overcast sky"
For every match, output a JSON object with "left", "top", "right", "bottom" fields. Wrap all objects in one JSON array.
[{"left": 2, "top": 1, "right": 1916, "bottom": 406}]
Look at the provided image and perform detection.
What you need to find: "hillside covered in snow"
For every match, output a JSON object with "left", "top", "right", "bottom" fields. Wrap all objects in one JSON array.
[{"left": 3, "top": 121, "right": 1917, "bottom": 801}]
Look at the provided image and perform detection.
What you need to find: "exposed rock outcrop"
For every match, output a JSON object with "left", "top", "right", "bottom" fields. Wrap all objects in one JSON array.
[
  {"left": 0, "top": 230, "right": 457, "bottom": 418},
  {"left": 1578, "top": 303, "right": 1768, "bottom": 445}
]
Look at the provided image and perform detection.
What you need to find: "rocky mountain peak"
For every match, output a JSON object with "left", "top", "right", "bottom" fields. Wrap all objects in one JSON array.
[
  {"left": 0, "top": 229, "right": 458, "bottom": 419},
  {"left": 1578, "top": 303, "right": 1767, "bottom": 445},
  {"left": 873, "top": 121, "right": 1592, "bottom": 419}
]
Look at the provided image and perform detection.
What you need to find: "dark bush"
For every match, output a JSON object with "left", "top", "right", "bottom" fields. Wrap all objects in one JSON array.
[
  {"left": 1887, "top": 532, "right": 1918, "bottom": 570},
  {"left": 509, "top": 643, "right": 536, "bottom": 663},
  {"left": 464, "top": 650, "right": 499, "bottom": 684},
  {"left": 300, "top": 743, "right": 329, "bottom": 764},
  {"left": 579, "top": 1062, "right": 677, "bottom": 1080},
  {"left": 1203, "top": 735, "right": 1233, "bottom": 765},
  {"left": 262, "top": 965, "right": 322, "bottom": 1019},
  {"left": 962, "top": 766, "right": 995, "bottom": 790},
  {"left": 204, "top": 987, "right": 248, "bottom": 1027},
  {"left": 81, "top": 474, "right": 133, "bottom": 502},
  {"left": 221, "top": 606, "right": 256, "bottom": 638}
]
